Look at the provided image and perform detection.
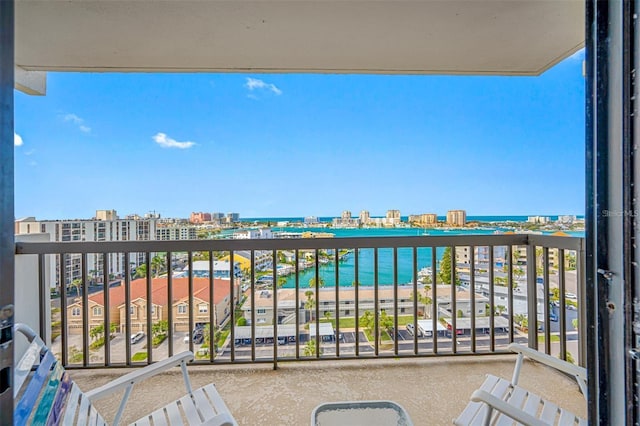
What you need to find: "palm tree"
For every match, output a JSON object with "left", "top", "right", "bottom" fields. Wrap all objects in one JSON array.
[
  {"left": 309, "top": 276, "right": 325, "bottom": 288},
  {"left": 411, "top": 286, "right": 432, "bottom": 319},
  {"left": 135, "top": 264, "right": 147, "bottom": 279},
  {"left": 70, "top": 279, "right": 82, "bottom": 296},
  {"left": 151, "top": 255, "right": 165, "bottom": 277},
  {"left": 304, "top": 290, "right": 315, "bottom": 322}
]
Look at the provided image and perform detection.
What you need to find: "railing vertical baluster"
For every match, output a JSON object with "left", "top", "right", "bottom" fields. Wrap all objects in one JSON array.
[
  {"left": 209, "top": 251, "right": 214, "bottom": 363},
  {"left": 470, "top": 247, "right": 476, "bottom": 353},
  {"left": 294, "top": 249, "right": 299, "bottom": 359},
  {"left": 559, "top": 248, "right": 567, "bottom": 360},
  {"left": 543, "top": 247, "right": 551, "bottom": 355},
  {"left": 167, "top": 251, "right": 173, "bottom": 358},
  {"left": 272, "top": 249, "right": 278, "bottom": 369},
  {"left": 451, "top": 246, "right": 457, "bottom": 353},
  {"left": 355, "top": 249, "right": 360, "bottom": 357},
  {"left": 507, "top": 245, "right": 514, "bottom": 343},
  {"left": 314, "top": 249, "right": 320, "bottom": 358},
  {"left": 60, "top": 254, "right": 68, "bottom": 366},
  {"left": 250, "top": 250, "right": 256, "bottom": 362},
  {"left": 81, "top": 253, "right": 89, "bottom": 367},
  {"left": 187, "top": 252, "right": 194, "bottom": 357},
  {"left": 393, "top": 247, "right": 398, "bottom": 356},
  {"left": 38, "top": 254, "right": 48, "bottom": 344},
  {"left": 230, "top": 251, "right": 235, "bottom": 362},
  {"left": 374, "top": 248, "right": 379, "bottom": 357},
  {"left": 577, "top": 241, "right": 587, "bottom": 367},
  {"left": 124, "top": 253, "right": 131, "bottom": 365},
  {"left": 431, "top": 248, "right": 437, "bottom": 354},
  {"left": 489, "top": 246, "right": 495, "bottom": 352},
  {"left": 334, "top": 248, "right": 340, "bottom": 358},
  {"left": 526, "top": 244, "right": 538, "bottom": 350},
  {"left": 103, "top": 253, "right": 111, "bottom": 366},
  {"left": 145, "top": 253, "right": 152, "bottom": 363},
  {"left": 412, "top": 247, "right": 418, "bottom": 355}
]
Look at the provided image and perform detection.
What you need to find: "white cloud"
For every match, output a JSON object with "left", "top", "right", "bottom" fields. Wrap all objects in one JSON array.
[
  {"left": 245, "top": 77, "right": 282, "bottom": 96},
  {"left": 14, "top": 132, "right": 23, "bottom": 146},
  {"left": 152, "top": 133, "right": 196, "bottom": 149},
  {"left": 63, "top": 113, "right": 92, "bottom": 133}
]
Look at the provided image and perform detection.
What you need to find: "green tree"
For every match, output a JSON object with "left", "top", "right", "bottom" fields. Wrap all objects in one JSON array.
[
  {"left": 309, "top": 276, "right": 325, "bottom": 288},
  {"left": 236, "top": 317, "right": 247, "bottom": 326},
  {"left": 303, "top": 338, "right": 320, "bottom": 356},
  {"left": 277, "top": 276, "right": 288, "bottom": 288},
  {"left": 90, "top": 324, "right": 103, "bottom": 341},
  {"left": 410, "top": 286, "right": 432, "bottom": 319},
  {"left": 379, "top": 310, "right": 394, "bottom": 339},
  {"left": 495, "top": 305, "right": 507, "bottom": 316},
  {"left": 323, "top": 311, "right": 332, "bottom": 322},
  {"left": 359, "top": 311, "right": 374, "bottom": 334},
  {"left": 152, "top": 320, "right": 168, "bottom": 337},
  {"left": 151, "top": 255, "right": 165, "bottom": 277},
  {"left": 135, "top": 264, "right": 147, "bottom": 279},
  {"left": 438, "top": 247, "right": 459, "bottom": 285},
  {"left": 70, "top": 278, "right": 82, "bottom": 296},
  {"left": 304, "top": 290, "right": 316, "bottom": 322}
]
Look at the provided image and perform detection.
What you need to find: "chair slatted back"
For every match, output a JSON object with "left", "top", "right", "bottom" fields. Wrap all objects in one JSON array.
[{"left": 14, "top": 331, "right": 106, "bottom": 426}]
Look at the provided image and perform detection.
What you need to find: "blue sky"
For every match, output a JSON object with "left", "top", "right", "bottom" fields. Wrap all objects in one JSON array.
[{"left": 14, "top": 50, "right": 585, "bottom": 220}]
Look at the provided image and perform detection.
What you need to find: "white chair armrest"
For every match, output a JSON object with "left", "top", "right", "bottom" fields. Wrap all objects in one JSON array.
[
  {"left": 470, "top": 389, "right": 548, "bottom": 426},
  {"left": 85, "top": 351, "right": 195, "bottom": 401},
  {"left": 507, "top": 344, "right": 586, "bottom": 378}
]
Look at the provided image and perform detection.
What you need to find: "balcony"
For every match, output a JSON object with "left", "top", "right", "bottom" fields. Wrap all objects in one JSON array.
[{"left": 14, "top": 233, "right": 586, "bottom": 422}]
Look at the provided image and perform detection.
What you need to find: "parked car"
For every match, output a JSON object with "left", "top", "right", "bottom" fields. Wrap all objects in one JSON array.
[
  {"left": 130, "top": 332, "right": 144, "bottom": 344},
  {"left": 565, "top": 292, "right": 578, "bottom": 300},
  {"left": 406, "top": 323, "right": 423, "bottom": 337}
]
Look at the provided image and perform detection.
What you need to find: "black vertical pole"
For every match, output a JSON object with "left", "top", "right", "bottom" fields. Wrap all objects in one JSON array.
[{"left": 0, "top": 1, "right": 14, "bottom": 424}]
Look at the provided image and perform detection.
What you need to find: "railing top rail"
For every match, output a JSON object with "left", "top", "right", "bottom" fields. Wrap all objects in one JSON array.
[{"left": 15, "top": 234, "right": 583, "bottom": 254}]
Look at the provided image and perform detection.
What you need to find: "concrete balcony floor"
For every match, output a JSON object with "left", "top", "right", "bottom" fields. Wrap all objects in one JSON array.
[{"left": 70, "top": 355, "right": 587, "bottom": 425}]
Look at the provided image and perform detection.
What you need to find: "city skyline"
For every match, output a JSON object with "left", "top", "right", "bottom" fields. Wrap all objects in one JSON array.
[{"left": 15, "top": 51, "right": 585, "bottom": 219}]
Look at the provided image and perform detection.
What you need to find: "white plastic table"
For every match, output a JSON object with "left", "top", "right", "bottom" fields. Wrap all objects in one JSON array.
[{"left": 310, "top": 400, "right": 414, "bottom": 426}]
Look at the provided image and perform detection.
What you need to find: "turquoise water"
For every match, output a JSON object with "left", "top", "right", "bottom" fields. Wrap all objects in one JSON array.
[
  {"left": 224, "top": 226, "right": 584, "bottom": 288},
  {"left": 278, "top": 227, "right": 489, "bottom": 288}
]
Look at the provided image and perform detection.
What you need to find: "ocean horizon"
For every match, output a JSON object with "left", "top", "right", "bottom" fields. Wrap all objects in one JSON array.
[{"left": 241, "top": 215, "right": 585, "bottom": 223}]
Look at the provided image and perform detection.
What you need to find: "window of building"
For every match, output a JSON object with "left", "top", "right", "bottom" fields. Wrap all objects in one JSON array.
[
  {"left": 71, "top": 307, "right": 80, "bottom": 316},
  {"left": 198, "top": 304, "right": 208, "bottom": 313},
  {"left": 344, "top": 310, "right": 350, "bottom": 316},
  {"left": 130, "top": 306, "right": 136, "bottom": 317},
  {"left": 257, "top": 308, "right": 266, "bottom": 314},
  {"left": 92, "top": 306, "right": 102, "bottom": 316},
  {"left": 178, "top": 304, "right": 187, "bottom": 314}
]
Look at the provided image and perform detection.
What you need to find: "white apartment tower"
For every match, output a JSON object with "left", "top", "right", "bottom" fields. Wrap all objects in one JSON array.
[
  {"left": 15, "top": 210, "right": 158, "bottom": 289},
  {"left": 446, "top": 210, "right": 467, "bottom": 227},
  {"left": 359, "top": 210, "right": 370, "bottom": 225}
]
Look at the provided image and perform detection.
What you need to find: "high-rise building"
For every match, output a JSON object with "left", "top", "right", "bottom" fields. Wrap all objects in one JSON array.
[
  {"left": 527, "top": 216, "right": 550, "bottom": 224},
  {"left": 304, "top": 216, "right": 319, "bottom": 225},
  {"left": 385, "top": 209, "right": 401, "bottom": 226},
  {"left": 190, "top": 212, "right": 212, "bottom": 224},
  {"left": 446, "top": 210, "right": 467, "bottom": 227},
  {"left": 225, "top": 213, "right": 240, "bottom": 223},
  {"left": 95, "top": 209, "right": 118, "bottom": 221},
  {"left": 332, "top": 211, "right": 360, "bottom": 228},
  {"left": 409, "top": 213, "right": 438, "bottom": 226},
  {"left": 359, "top": 210, "right": 370, "bottom": 224},
  {"left": 156, "top": 225, "right": 197, "bottom": 240},
  {"left": 15, "top": 210, "right": 158, "bottom": 289}
]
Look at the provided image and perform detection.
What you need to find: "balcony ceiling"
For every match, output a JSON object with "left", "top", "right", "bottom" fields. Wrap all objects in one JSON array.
[{"left": 16, "top": 0, "right": 584, "bottom": 76}]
